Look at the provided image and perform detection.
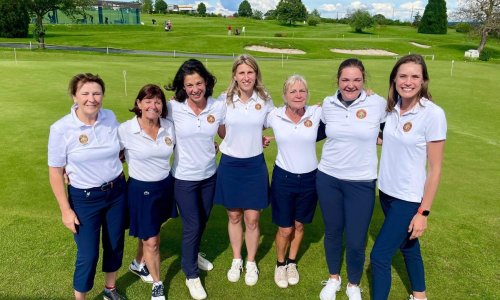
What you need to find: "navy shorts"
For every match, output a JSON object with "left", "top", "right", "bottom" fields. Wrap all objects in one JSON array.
[
  {"left": 271, "top": 165, "right": 318, "bottom": 227},
  {"left": 127, "top": 175, "right": 177, "bottom": 240},
  {"left": 215, "top": 153, "right": 269, "bottom": 210}
]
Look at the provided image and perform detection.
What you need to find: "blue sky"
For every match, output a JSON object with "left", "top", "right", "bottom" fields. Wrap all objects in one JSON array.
[{"left": 176, "top": 0, "right": 460, "bottom": 21}]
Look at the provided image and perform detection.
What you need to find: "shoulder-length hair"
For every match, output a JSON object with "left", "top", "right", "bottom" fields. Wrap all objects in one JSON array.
[
  {"left": 129, "top": 84, "right": 168, "bottom": 118},
  {"left": 68, "top": 73, "right": 105, "bottom": 96},
  {"left": 387, "top": 54, "right": 432, "bottom": 112},
  {"left": 226, "top": 54, "right": 270, "bottom": 104},
  {"left": 165, "top": 59, "right": 216, "bottom": 102}
]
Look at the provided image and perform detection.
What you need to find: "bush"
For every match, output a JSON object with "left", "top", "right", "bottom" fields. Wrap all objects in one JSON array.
[
  {"left": 307, "top": 15, "right": 320, "bottom": 26},
  {"left": 479, "top": 50, "right": 490, "bottom": 61},
  {"left": 455, "top": 22, "right": 472, "bottom": 33},
  {"left": 0, "top": 0, "right": 29, "bottom": 38},
  {"left": 274, "top": 32, "right": 288, "bottom": 37}
]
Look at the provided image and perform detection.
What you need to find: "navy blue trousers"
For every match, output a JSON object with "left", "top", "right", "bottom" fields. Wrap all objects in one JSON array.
[
  {"left": 316, "top": 171, "right": 375, "bottom": 284},
  {"left": 370, "top": 191, "right": 425, "bottom": 300},
  {"left": 68, "top": 175, "right": 127, "bottom": 293},
  {"left": 174, "top": 174, "right": 216, "bottom": 279}
]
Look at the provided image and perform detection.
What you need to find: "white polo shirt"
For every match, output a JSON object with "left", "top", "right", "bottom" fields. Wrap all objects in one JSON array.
[
  {"left": 265, "top": 105, "right": 322, "bottom": 174},
  {"left": 219, "top": 91, "right": 274, "bottom": 158},
  {"left": 167, "top": 96, "right": 225, "bottom": 181},
  {"left": 378, "top": 98, "right": 447, "bottom": 203},
  {"left": 48, "top": 104, "right": 123, "bottom": 189},
  {"left": 318, "top": 90, "right": 387, "bottom": 180},
  {"left": 118, "top": 116, "right": 175, "bottom": 182}
]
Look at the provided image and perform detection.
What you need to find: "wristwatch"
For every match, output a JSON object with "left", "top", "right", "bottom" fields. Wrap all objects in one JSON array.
[{"left": 418, "top": 207, "right": 430, "bottom": 217}]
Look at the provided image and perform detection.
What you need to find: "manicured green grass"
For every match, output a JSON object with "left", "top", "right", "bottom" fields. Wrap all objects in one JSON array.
[
  {"left": 1, "top": 14, "right": 499, "bottom": 61},
  {"left": 0, "top": 49, "right": 498, "bottom": 299}
]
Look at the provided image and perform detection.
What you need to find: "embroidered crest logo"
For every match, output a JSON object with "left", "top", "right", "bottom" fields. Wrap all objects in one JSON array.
[
  {"left": 255, "top": 103, "right": 262, "bottom": 110},
  {"left": 403, "top": 122, "right": 413, "bottom": 132},
  {"left": 207, "top": 115, "right": 215, "bottom": 124},
  {"left": 356, "top": 109, "right": 367, "bottom": 119},
  {"left": 79, "top": 134, "right": 89, "bottom": 145},
  {"left": 304, "top": 120, "right": 313, "bottom": 127},
  {"left": 165, "top": 137, "right": 173, "bottom": 146}
]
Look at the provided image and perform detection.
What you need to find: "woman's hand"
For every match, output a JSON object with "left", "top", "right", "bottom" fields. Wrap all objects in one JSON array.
[
  {"left": 408, "top": 213, "right": 428, "bottom": 240},
  {"left": 61, "top": 208, "right": 80, "bottom": 234},
  {"left": 262, "top": 136, "right": 275, "bottom": 148}
]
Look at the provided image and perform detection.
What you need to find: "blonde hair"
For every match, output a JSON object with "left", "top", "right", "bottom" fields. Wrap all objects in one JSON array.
[
  {"left": 226, "top": 54, "right": 270, "bottom": 104},
  {"left": 282, "top": 74, "right": 309, "bottom": 105}
]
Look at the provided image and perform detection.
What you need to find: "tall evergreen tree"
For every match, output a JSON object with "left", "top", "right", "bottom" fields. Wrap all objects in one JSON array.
[
  {"left": 154, "top": 0, "right": 167, "bottom": 14},
  {"left": 418, "top": 0, "right": 448, "bottom": 34},
  {"left": 0, "top": 0, "right": 30, "bottom": 38},
  {"left": 238, "top": 0, "right": 252, "bottom": 17}
]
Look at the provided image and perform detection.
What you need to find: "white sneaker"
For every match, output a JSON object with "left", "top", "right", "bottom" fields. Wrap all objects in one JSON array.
[
  {"left": 346, "top": 285, "right": 362, "bottom": 300},
  {"left": 185, "top": 277, "right": 207, "bottom": 300},
  {"left": 227, "top": 258, "right": 243, "bottom": 282},
  {"left": 197, "top": 252, "right": 214, "bottom": 271},
  {"left": 245, "top": 261, "right": 259, "bottom": 286},
  {"left": 319, "top": 277, "right": 341, "bottom": 300},
  {"left": 408, "top": 295, "right": 427, "bottom": 300},
  {"left": 287, "top": 263, "right": 299, "bottom": 285},
  {"left": 129, "top": 260, "right": 154, "bottom": 283},
  {"left": 274, "top": 265, "right": 288, "bottom": 288}
]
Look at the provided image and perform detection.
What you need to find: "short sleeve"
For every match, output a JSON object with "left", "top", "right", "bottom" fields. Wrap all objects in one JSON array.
[
  {"left": 118, "top": 123, "right": 126, "bottom": 150},
  {"left": 425, "top": 106, "right": 447, "bottom": 142},
  {"left": 48, "top": 125, "right": 67, "bottom": 167}
]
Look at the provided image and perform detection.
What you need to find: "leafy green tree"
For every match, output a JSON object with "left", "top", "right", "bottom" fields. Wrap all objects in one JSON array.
[
  {"left": 238, "top": 0, "right": 252, "bottom": 17},
  {"left": 25, "top": 0, "right": 93, "bottom": 49},
  {"left": 197, "top": 2, "right": 206, "bottom": 16},
  {"left": 454, "top": 0, "right": 499, "bottom": 55},
  {"left": 418, "top": 0, "right": 447, "bottom": 34},
  {"left": 310, "top": 9, "right": 321, "bottom": 18},
  {"left": 141, "top": 0, "right": 153, "bottom": 14},
  {"left": 264, "top": 9, "right": 276, "bottom": 20},
  {"left": 252, "top": 10, "right": 263, "bottom": 20},
  {"left": 0, "top": 0, "right": 30, "bottom": 38},
  {"left": 373, "top": 13, "right": 389, "bottom": 25},
  {"left": 412, "top": 11, "right": 422, "bottom": 27},
  {"left": 154, "top": 0, "right": 167, "bottom": 14},
  {"left": 275, "top": 0, "right": 307, "bottom": 25},
  {"left": 348, "top": 9, "right": 374, "bottom": 33}
]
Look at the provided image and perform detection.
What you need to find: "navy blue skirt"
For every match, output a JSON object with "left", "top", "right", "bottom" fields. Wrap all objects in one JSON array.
[
  {"left": 127, "top": 175, "right": 178, "bottom": 239},
  {"left": 215, "top": 153, "right": 270, "bottom": 210}
]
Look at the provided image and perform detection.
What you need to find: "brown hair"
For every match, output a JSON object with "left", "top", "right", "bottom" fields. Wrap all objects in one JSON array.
[
  {"left": 68, "top": 73, "right": 105, "bottom": 96},
  {"left": 387, "top": 54, "right": 431, "bottom": 112},
  {"left": 336, "top": 58, "right": 366, "bottom": 84},
  {"left": 129, "top": 84, "right": 168, "bottom": 118}
]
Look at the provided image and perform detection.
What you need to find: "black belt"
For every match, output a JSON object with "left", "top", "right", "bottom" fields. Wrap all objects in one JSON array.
[{"left": 93, "top": 173, "right": 124, "bottom": 191}]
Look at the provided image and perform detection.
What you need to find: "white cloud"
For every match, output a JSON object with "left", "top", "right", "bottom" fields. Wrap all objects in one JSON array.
[
  {"left": 248, "top": 0, "right": 279, "bottom": 13},
  {"left": 400, "top": 1, "right": 423, "bottom": 10},
  {"left": 350, "top": 1, "right": 367, "bottom": 10},
  {"left": 319, "top": 3, "right": 342, "bottom": 12},
  {"left": 211, "top": 1, "right": 233, "bottom": 16}
]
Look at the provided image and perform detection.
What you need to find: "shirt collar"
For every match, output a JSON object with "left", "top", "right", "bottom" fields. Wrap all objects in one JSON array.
[
  {"left": 234, "top": 91, "right": 258, "bottom": 104},
  {"left": 278, "top": 105, "right": 314, "bottom": 123},
  {"left": 333, "top": 90, "right": 367, "bottom": 104},
  {"left": 396, "top": 97, "right": 429, "bottom": 115}
]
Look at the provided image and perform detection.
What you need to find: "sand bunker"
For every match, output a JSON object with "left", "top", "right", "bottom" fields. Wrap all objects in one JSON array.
[
  {"left": 330, "top": 49, "right": 397, "bottom": 56},
  {"left": 245, "top": 45, "right": 306, "bottom": 55},
  {"left": 410, "top": 42, "right": 431, "bottom": 48}
]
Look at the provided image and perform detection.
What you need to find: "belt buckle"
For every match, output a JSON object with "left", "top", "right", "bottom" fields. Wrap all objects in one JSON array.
[{"left": 100, "top": 181, "right": 113, "bottom": 191}]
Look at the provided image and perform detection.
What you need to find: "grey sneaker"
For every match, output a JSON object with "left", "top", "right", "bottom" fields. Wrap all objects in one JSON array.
[
  {"left": 103, "top": 288, "right": 126, "bottom": 300},
  {"left": 197, "top": 252, "right": 214, "bottom": 271}
]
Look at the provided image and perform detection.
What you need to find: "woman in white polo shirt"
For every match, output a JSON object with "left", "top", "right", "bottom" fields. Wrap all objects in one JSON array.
[
  {"left": 48, "top": 73, "right": 126, "bottom": 300},
  {"left": 118, "top": 84, "right": 177, "bottom": 300},
  {"left": 318, "top": 59, "right": 386, "bottom": 300},
  {"left": 370, "top": 54, "right": 446, "bottom": 300},
  {"left": 215, "top": 54, "right": 274, "bottom": 286},
  {"left": 265, "top": 74, "right": 322, "bottom": 289},
  {"left": 166, "top": 59, "right": 225, "bottom": 300}
]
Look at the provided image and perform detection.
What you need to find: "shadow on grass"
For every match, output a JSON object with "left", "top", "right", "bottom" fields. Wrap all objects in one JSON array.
[{"left": 367, "top": 195, "right": 412, "bottom": 296}]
